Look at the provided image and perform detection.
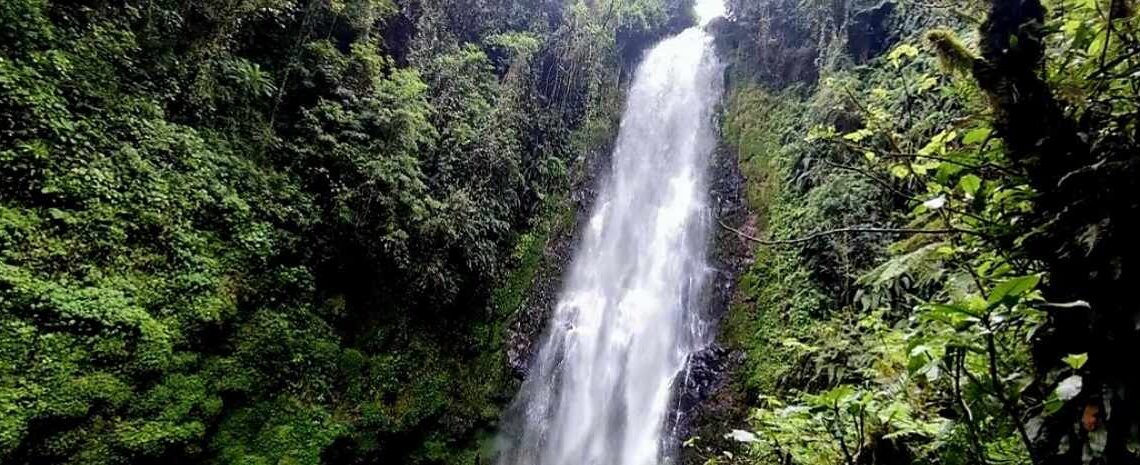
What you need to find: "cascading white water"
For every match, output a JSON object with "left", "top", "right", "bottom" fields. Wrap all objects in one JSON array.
[{"left": 496, "top": 3, "right": 725, "bottom": 465}]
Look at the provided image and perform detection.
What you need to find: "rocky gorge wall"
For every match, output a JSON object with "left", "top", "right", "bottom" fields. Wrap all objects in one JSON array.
[
  {"left": 493, "top": 2, "right": 906, "bottom": 457},
  {"left": 498, "top": 21, "right": 753, "bottom": 463}
]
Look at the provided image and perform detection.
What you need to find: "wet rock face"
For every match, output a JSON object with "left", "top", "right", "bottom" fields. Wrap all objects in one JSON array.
[
  {"left": 504, "top": 142, "right": 611, "bottom": 380},
  {"left": 503, "top": 214, "right": 570, "bottom": 379},
  {"left": 669, "top": 343, "right": 746, "bottom": 440},
  {"left": 670, "top": 133, "right": 754, "bottom": 462},
  {"left": 847, "top": 1, "right": 898, "bottom": 62}
]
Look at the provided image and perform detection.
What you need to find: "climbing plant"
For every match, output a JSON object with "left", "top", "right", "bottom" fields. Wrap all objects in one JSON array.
[{"left": 707, "top": 0, "right": 1140, "bottom": 464}]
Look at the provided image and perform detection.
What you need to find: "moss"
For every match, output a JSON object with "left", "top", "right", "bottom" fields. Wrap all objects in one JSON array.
[
  {"left": 720, "top": 84, "right": 828, "bottom": 394},
  {"left": 491, "top": 197, "right": 573, "bottom": 318},
  {"left": 925, "top": 29, "right": 977, "bottom": 75},
  {"left": 719, "top": 71, "right": 894, "bottom": 395},
  {"left": 725, "top": 250, "right": 824, "bottom": 394}
]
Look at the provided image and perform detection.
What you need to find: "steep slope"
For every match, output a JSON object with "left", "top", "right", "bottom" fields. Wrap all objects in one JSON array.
[
  {"left": 0, "top": 0, "right": 692, "bottom": 463},
  {"left": 692, "top": 1, "right": 1140, "bottom": 464}
]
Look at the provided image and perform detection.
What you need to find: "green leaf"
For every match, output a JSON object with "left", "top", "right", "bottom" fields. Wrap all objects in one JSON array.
[
  {"left": 918, "top": 75, "right": 939, "bottom": 92},
  {"left": 924, "top": 303, "right": 982, "bottom": 328},
  {"left": 890, "top": 164, "right": 910, "bottom": 178},
  {"left": 959, "top": 174, "right": 982, "bottom": 195},
  {"left": 888, "top": 44, "right": 920, "bottom": 68},
  {"left": 1043, "top": 391, "right": 1064, "bottom": 415},
  {"left": 986, "top": 275, "right": 1041, "bottom": 309},
  {"left": 962, "top": 128, "right": 991, "bottom": 145},
  {"left": 843, "top": 129, "right": 874, "bottom": 142},
  {"left": 779, "top": 338, "right": 818, "bottom": 353},
  {"left": 1063, "top": 353, "right": 1089, "bottom": 370},
  {"left": 1088, "top": 31, "right": 1107, "bottom": 56},
  {"left": 811, "top": 385, "right": 855, "bottom": 407}
]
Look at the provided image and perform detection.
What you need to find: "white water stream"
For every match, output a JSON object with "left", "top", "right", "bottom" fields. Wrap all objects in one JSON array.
[{"left": 496, "top": 3, "right": 725, "bottom": 464}]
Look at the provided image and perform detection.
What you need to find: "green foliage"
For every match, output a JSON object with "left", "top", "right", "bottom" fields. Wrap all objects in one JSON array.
[
  {"left": 721, "top": 86, "right": 820, "bottom": 394},
  {"left": 0, "top": 0, "right": 687, "bottom": 462},
  {"left": 721, "top": 76, "right": 905, "bottom": 388},
  {"left": 709, "top": 0, "right": 1140, "bottom": 463},
  {"left": 212, "top": 397, "right": 349, "bottom": 465},
  {"left": 491, "top": 197, "right": 574, "bottom": 317}
]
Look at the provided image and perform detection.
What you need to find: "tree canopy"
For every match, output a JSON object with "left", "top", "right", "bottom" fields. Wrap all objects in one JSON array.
[{"left": 0, "top": 0, "right": 690, "bottom": 463}]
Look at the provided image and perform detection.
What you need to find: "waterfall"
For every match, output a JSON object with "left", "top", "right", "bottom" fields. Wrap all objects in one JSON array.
[{"left": 495, "top": 2, "right": 725, "bottom": 464}]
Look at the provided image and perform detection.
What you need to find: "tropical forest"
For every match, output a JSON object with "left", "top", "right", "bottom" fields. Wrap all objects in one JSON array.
[{"left": 1, "top": 0, "right": 1138, "bottom": 464}]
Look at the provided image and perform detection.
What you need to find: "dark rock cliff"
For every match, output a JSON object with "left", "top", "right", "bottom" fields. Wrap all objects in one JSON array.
[
  {"left": 671, "top": 136, "right": 753, "bottom": 464},
  {"left": 504, "top": 135, "right": 614, "bottom": 379}
]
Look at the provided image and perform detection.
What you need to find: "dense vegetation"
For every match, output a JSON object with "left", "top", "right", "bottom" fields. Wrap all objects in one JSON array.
[
  {"left": 6, "top": 0, "right": 1139, "bottom": 463},
  {"left": 699, "top": 0, "right": 1140, "bottom": 465},
  {"left": 0, "top": 0, "right": 693, "bottom": 463}
]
